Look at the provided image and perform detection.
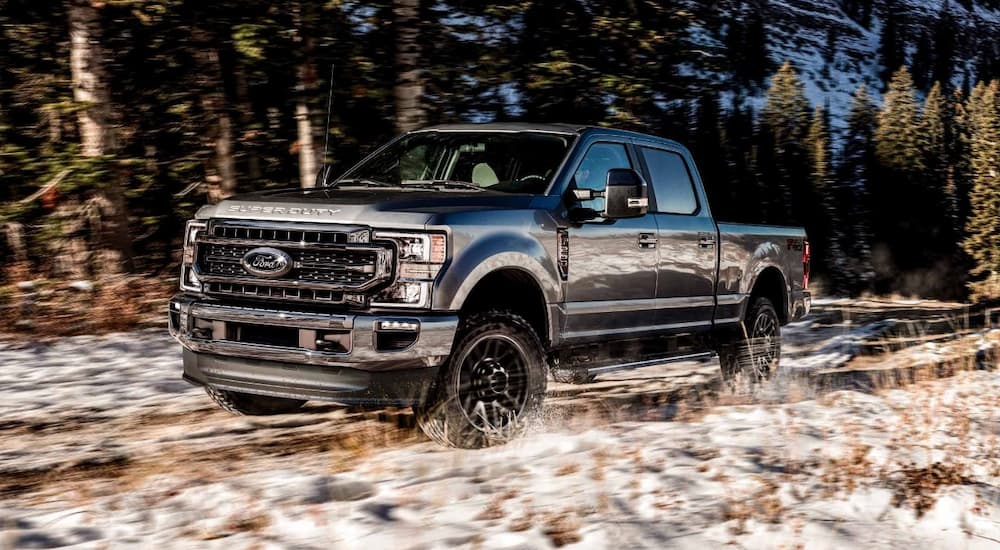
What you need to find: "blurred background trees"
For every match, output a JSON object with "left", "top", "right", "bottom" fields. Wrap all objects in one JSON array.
[{"left": 1, "top": 0, "right": 1000, "bottom": 300}]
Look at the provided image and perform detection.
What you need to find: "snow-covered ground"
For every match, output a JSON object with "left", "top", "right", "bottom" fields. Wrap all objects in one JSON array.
[{"left": 0, "top": 316, "right": 997, "bottom": 548}]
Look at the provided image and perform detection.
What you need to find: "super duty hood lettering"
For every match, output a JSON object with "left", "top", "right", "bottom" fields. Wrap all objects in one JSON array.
[{"left": 227, "top": 204, "right": 342, "bottom": 216}]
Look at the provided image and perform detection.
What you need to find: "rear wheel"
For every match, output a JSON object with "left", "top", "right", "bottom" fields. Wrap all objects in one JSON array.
[
  {"left": 205, "top": 387, "right": 307, "bottom": 416},
  {"left": 416, "top": 311, "right": 547, "bottom": 449},
  {"left": 718, "top": 296, "right": 781, "bottom": 384}
]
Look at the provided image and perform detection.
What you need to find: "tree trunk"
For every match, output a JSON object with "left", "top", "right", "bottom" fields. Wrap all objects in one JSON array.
[
  {"left": 295, "top": 42, "right": 319, "bottom": 188},
  {"left": 68, "top": 0, "right": 113, "bottom": 155},
  {"left": 234, "top": 68, "right": 261, "bottom": 181},
  {"left": 294, "top": 1, "right": 320, "bottom": 189},
  {"left": 47, "top": 108, "right": 62, "bottom": 144},
  {"left": 212, "top": 109, "right": 238, "bottom": 201},
  {"left": 67, "top": 0, "right": 133, "bottom": 274},
  {"left": 296, "top": 99, "right": 318, "bottom": 188},
  {"left": 393, "top": 0, "right": 425, "bottom": 133},
  {"left": 194, "top": 29, "right": 239, "bottom": 203}
]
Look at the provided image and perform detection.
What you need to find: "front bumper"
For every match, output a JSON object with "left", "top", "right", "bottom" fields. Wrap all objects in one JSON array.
[{"left": 169, "top": 294, "right": 458, "bottom": 404}]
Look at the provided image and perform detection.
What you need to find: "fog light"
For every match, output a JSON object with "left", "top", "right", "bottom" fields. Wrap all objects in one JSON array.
[{"left": 377, "top": 320, "right": 420, "bottom": 332}]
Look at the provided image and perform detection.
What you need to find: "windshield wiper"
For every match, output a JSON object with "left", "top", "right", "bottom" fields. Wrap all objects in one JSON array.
[
  {"left": 329, "top": 177, "right": 396, "bottom": 188},
  {"left": 400, "top": 179, "right": 486, "bottom": 192}
]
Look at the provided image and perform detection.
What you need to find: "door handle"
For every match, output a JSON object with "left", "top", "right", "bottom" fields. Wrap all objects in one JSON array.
[
  {"left": 638, "top": 233, "right": 658, "bottom": 249},
  {"left": 698, "top": 232, "right": 716, "bottom": 248}
]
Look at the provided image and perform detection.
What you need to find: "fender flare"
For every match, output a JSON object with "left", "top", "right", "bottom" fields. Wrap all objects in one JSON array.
[{"left": 434, "top": 236, "right": 561, "bottom": 313}]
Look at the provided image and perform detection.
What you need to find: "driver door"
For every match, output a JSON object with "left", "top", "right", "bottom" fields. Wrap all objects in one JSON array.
[{"left": 563, "top": 141, "right": 659, "bottom": 343}]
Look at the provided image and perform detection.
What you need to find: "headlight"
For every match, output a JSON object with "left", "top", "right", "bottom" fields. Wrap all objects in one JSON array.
[
  {"left": 179, "top": 220, "right": 206, "bottom": 292},
  {"left": 385, "top": 233, "right": 447, "bottom": 263},
  {"left": 372, "top": 281, "right": 431, "bottom": 308},
  {"left": 372, "top": 231, "right": 447, "bottom": 308}
]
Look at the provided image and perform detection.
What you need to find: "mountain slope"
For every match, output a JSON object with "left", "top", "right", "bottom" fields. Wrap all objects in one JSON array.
[{"left": 690, "top": 0, "right": 1000, "bottom": 133}]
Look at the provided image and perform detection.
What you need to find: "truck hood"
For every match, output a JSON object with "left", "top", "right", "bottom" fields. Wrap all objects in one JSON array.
[{"left": 201, "top": 187, "right": 536, "bottom": 228}]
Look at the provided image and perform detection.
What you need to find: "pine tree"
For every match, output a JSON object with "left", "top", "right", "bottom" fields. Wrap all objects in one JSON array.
[
  {"left": 760, "top": 62, "right": 812, "bottom": 224},
  {"left": 873, "top": 67, "right": 928, "bottom": 274},
  {"left": 951, "top": 87, "right": 974, "bottom": 228},
  {"left": 875, "top": 68, "right": 926, "bottom": 173},
  {"left": 838, "top": 84, "right": 877, "bottom": 292},
  {"left": 693, "top": 92, "right": 728, "bottom": 214},
  {"left": 726, "top": 2, "right": 770, "bottom": 90},
  {"left": 67, "top": 0, "right": 134, "bottom": 274},
  {"left": 807, "top": 106, "right": 847, "bottom": 291},
  {"left": 962, "top": 81, "right": 1000, "bottom": 298},
  {"left": 923, "top": 83, "right": 958, "bottom": 239},
  {"left": 721, "top": 97, "right": 760, "bottom": 223}
]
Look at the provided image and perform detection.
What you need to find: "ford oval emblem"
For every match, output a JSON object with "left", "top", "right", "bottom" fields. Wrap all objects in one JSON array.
[{"left": 241, "top": 247, "right": 293, "bottom": 278}]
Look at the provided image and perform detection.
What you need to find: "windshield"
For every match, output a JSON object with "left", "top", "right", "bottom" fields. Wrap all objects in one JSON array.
[{"left": 336, "top": 131, "right": 574, "bottom": 194}]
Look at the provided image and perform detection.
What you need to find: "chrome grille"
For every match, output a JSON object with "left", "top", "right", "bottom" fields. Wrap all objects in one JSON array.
[
  {"left": 212, "top": 224, "right": 370, "bottom": 245},
  {"left": 195, "top": 220, "right": 393, "bottom": 305},
  {"left": 206, "top": 282, "right": 345, "bottom": 303},
  {"left": 201, "top": 244, "right": 377, "bottom": 285}
]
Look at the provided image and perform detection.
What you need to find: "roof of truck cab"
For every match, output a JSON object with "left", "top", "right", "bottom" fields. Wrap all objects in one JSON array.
[
  {"left": 416, "top": 122, "right": 586, "bottom": 134},
  {"left": 414, "top": 123, "right": 682, "bottom": 146}
]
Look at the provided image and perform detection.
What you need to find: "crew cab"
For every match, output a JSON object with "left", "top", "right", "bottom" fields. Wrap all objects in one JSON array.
[{"left": 169, "top": 123, "right": 811, "bottom": 448}]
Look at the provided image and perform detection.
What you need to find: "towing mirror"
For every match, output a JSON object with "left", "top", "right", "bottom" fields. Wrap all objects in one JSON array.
[{"left": 604, "top": 168, "right": 648, "bottom": 219}]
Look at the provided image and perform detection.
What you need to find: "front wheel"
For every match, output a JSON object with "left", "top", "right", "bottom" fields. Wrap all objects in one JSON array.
[
  {"left": 718, "top": 296, "right": 781, "bottom": 384},
  {"left": 416, "top": 311, "right": 547, "bottom": 449}
]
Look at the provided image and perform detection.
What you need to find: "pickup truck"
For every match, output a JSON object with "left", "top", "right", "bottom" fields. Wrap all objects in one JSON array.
[{"left": 169, "top": 123, "right": 811, "bottom": 448}]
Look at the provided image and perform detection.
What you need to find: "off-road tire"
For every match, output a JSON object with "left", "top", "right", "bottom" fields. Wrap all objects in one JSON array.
[
  {"left": 718, "top": 296, "right": 781, "bottom": 384},
  {"left": 416, "top": 310, "right": 548, "bottom": 449},
  {"left": 205, "top": 387, "right": 307, "bottom": 416}
]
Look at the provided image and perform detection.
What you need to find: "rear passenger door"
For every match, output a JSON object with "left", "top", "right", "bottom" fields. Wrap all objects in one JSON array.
[{"left": 637, "top": 145, "right": 718, "bottom": 332}]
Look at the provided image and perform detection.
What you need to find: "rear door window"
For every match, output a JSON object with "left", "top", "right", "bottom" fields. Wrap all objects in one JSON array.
[{"left": 641, "top": 147, "right": 698, "bottom": 215}]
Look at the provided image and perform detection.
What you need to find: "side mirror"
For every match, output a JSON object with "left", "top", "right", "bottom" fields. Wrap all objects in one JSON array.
[
  {"left": 604, "top": 168, "right": 648, "bottom": 219},
  {"left": 315, "top": 165, "right": 334, "bottom": 187}
]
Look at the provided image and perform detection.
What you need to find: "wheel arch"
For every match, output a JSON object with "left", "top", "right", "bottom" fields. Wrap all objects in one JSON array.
[
  {"left": 454, "top": 267, "right": 551, "bottom": 346},
  {"left": 750, "top": 266, "right": 789, "bottom": 324}
]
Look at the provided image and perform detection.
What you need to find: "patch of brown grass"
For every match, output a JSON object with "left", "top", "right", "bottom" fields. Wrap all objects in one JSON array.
[
  {"left": 509, "top": 502, "right": 535, "bottom": 532},
  {"left": 554, "top": 463, "right": 580, "bottom": 477},
  {"left": 819, "top": 444, "right": 873, "bottom": 495},
  {"left": 886, "top": 462, "right": 969, "bottom": 517},
  {"left": 476, "top": 497, "right": 506, "bottom": 521},
  {"left": 0, "top": 275, "right": 173, "bottom": 337},
  {"left": 541, "top": 511, "right": 582, "bottom": 547},
  {"left": 590, "top": 449, "right": 609, "bottom": 481},
  {"left": 724, "top": 477, "right": 785, "bottom": 532}
]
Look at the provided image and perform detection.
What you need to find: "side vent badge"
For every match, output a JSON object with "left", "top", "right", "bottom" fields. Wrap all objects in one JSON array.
[{"left": 557, "top": 229, "right": 569, "bottom": 280}]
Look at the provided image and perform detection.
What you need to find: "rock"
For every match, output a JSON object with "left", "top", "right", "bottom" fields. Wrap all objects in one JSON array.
[
  {"left": 260, "top": 473, "right": 374, "bottom": 505},
  {"left": 312, "top": 476, "right": 375, "bottom": 503},
  {"left": 361, "top": 502, "right": 397, "bottom": 521},
  {"left": 68, "top": 280, "right": 94, "bottom": 292},
  {"left": 15, "top": 281, "right": 35, "bottom": 292}
]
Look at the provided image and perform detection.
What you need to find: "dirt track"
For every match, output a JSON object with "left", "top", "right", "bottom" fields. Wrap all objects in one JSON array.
[
  {"left": 2, "top": 299, "right": 995, "bottom": 504},
  {"left": 1, "top": 300, "right": 998, "bottom": 548}
]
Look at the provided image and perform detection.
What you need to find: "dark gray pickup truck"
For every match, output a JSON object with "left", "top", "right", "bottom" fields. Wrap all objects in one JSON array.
[{"left": 169, "top": 123, "right": 811, "bottom": 448}]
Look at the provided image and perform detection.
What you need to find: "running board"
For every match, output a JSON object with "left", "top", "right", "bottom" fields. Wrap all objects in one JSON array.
[{"left": 586, "top": 352, "right": 714, "bottom": 376}]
